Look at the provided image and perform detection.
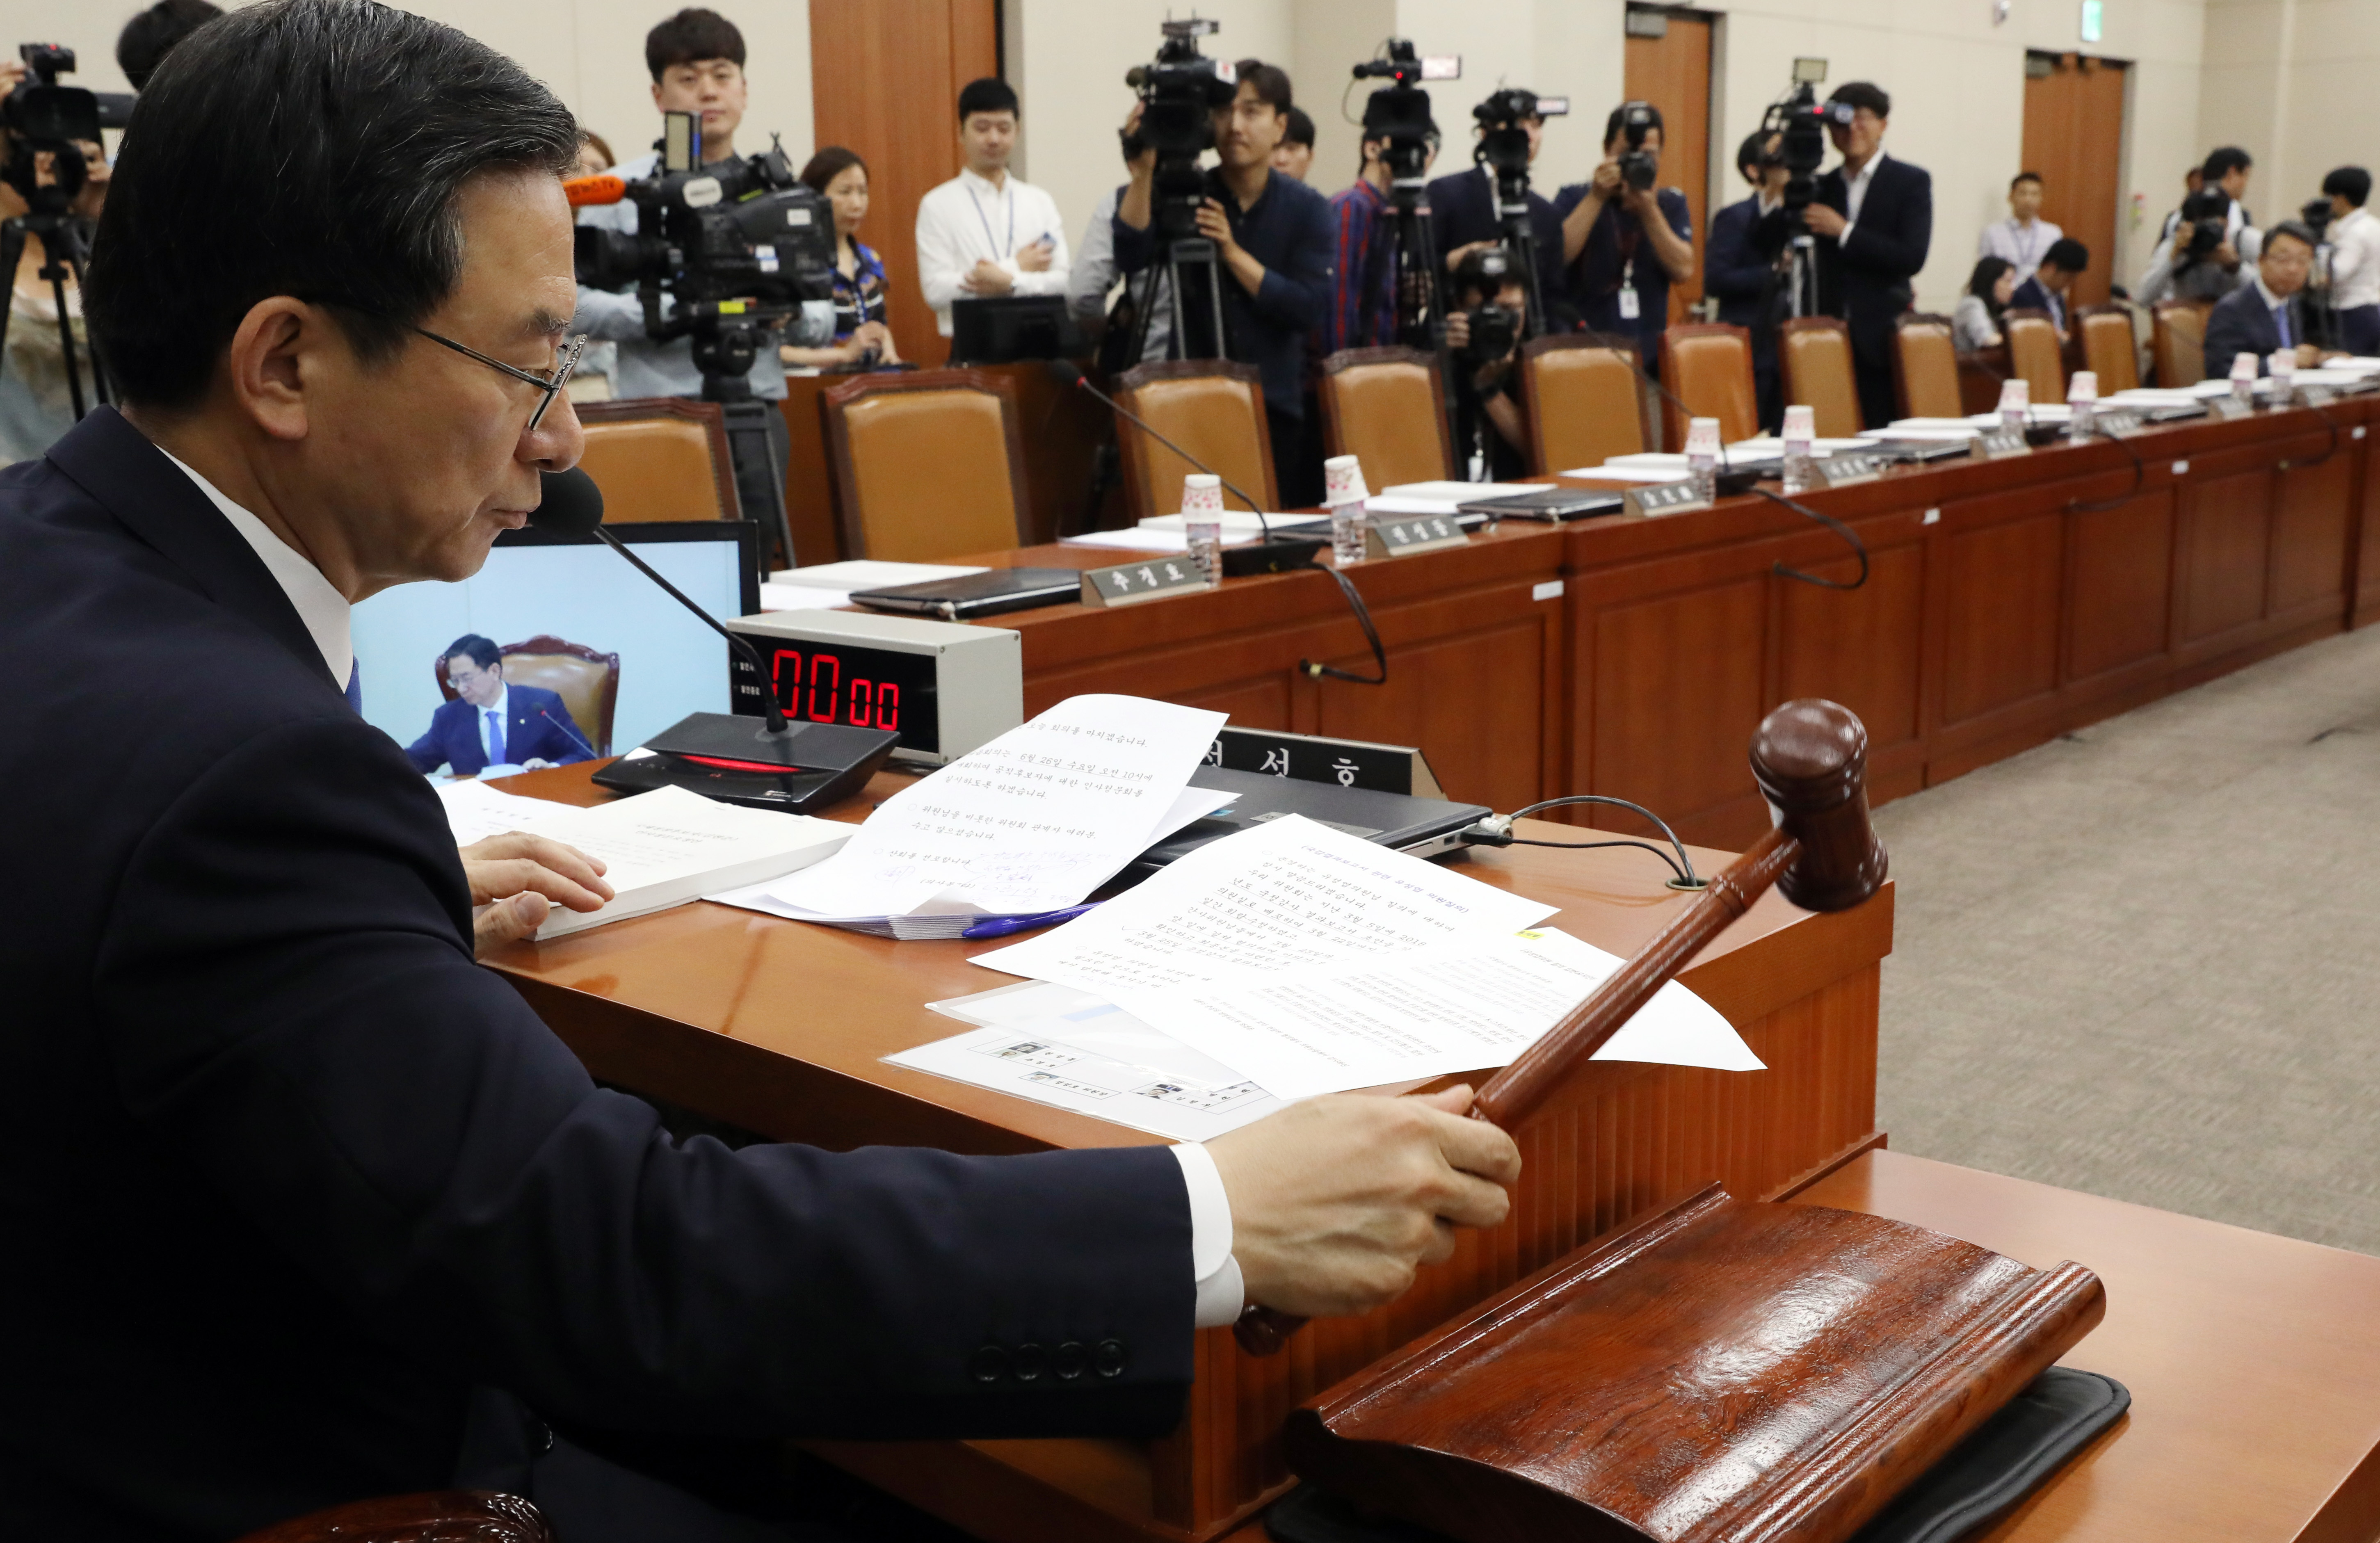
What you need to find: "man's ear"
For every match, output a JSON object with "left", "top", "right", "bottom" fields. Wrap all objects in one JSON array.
[
  {"left": 649, "top": 80, "right": 663, "bottom": 112},
  {"left": 222, "top": 297, "right": 336, "bottom": 445}
]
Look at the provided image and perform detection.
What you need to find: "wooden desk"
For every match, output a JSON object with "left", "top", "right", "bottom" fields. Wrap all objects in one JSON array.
[{"left": 491, "top": 763, "right": 1890, "bottom": 1542}]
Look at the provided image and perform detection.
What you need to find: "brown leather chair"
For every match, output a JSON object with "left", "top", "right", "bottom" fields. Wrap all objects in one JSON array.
[
  {"left": 1658, "top": 322, "right": 1760, "bottom": 447},
  {"left": 2152, "top": 299, "right": 2211, "bottom": 387},
  {"left": 1777, "top": 317, "right": 1864, "bottom": 436},
  {"left": 1112, "top": 359, "right": 1278, "bottom": 516},
  {"left": 2074, "top": 304, "right": 2140, "bottom": 393},
  {"left": 1893, "top": 314, "right": 1965, "bottom": 420},
  {"left": 235, "top": 1490, "right": 550, "bottom": 1543},
  {"left": 1518, "top": 333, "right": 1649, "bottom": 473},
  {"left": 573, "top": 398, "right": 740, "bottom": 523},
  {"left": 822, "top": 369, "right": 1031, "bottom": 561},
  {"left": 2002, "top": 308, "right": 2065, "bottom": 404},
  {"left": 1318, "top": 347, "right": 1453, "bottom": 490},
  {"left": 436, "top": 635, "right": 621, "bottom": 758}
]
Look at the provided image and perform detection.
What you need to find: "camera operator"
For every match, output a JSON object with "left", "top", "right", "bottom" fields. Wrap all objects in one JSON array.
[
  {"left": 1113, "top": 60, "right": 1334, "bottom": 505},
  {"left": 1320, "top": 116, "right": 1439, "bottom": 355},
  {"left": 2202, "top": 220, "right": 2348, "bottom": 377},
  {"left": 1554, "top": 101, "right": 1695, "bottom": 379},
  {"left": 1069, "top": 102, "right": 1172, "bottom": 370},
  {"left": 1442, "top": 244, "right": 1529, "bottom": 478},
  {"left": 1707, "top": 129, "right": 1791, "bottom": 427},
  {"left": 1799, "top": 81, "right": 1931, "bottom": 431},
  {"left": 1428, "top": 94, "right": 1567, "bottom": 313},
  {"left": 2138, "top": 187, "right": 2255, "bottom": 305},
  {"left": 0, "top": 59, "right": 112, "bottom": 463},
  {"left": 2320, "top": 166, "right": 2380, "bottom": 356}
]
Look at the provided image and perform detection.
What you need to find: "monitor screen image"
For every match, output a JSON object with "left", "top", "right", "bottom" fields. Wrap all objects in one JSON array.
[{"left": 352, "top": 521, "right": 758, "bottom": 774}]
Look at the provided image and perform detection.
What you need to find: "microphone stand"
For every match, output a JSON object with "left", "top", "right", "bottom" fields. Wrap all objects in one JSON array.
[{"left": 585, "top": 523, "right": 793, "bottom": 738}]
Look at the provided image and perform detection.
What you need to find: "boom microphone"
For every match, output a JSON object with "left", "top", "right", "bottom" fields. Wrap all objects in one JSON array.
[{"left": 539, "top": 706, "right": 602, "bottom": 762}]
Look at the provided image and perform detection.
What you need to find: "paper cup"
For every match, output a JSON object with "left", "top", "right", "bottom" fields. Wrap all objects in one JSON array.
[
  {"left": 1685, "top": 417, "right": 1723, "bottom": 457},
  {"left": 1181, "top": 472, "right": 1224, "bottom": 518},
  {"left": 1782, "top": 405, "right": 1816, "bottom": 442},
  {"left": 2067, "top": 370, "right": 2098, "bottom": 404},
  {"left": 1322, "top": 454, "right": 1370, "bottom": 507}
]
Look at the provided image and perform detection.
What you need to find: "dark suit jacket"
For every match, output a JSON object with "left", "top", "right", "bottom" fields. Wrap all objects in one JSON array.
[
  {"left": 2008, "top": 276, "right": 2067, "bottom": 335},
  {"left": 1704, "top": 194, "right": 1778, "bottom": 332},
  {"left": 1426, "top": 165, "right": 1571, "bottom": 312},
  {"left": 1814, "top": 155, "right": 1933, "bottom": 326},
  {"left": 407, "top": 685, "right": 592, "bottom": 775},
  {"left": 0, "top": 408, "right": 1194, "bottom": 1542},
  {"left": 2202, "top": 282, "right": 2305, "bottom": 377}
]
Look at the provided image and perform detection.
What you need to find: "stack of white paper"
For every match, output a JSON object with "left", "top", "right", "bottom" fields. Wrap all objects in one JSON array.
[
  {"left": 436, "top": 781, "right": 851, "bottom": 939},
  {"left": 759, "top": 560, "right": 987, "bottom": 612},
  {"left": 709, "top": 694, "right": 1231, "bottom": 931},
  {"left": 1369, "top": 481, "right": 1539, "bottom": 514}
]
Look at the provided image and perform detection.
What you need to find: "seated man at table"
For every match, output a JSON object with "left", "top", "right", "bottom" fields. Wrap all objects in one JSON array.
[
  {"left": 2202, "top": 220, "right": 2347, "bottom": 376},
  {"left": 2009, "top": 237, "right": 2088, "bottom": 341},
  {"left": 2, "top": 7, "right": 1521, "bottom": 1540},
  {"left": 406, "top": 633, "right": 593, "bottom": 775}
]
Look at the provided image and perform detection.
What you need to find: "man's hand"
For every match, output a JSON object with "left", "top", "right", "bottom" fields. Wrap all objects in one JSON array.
[
  {"left": 1588, "top": 157, "right": 1624, "bottom": 200},
  {"left": 1443, "top": 238, "right": 1496, "bottom": 274},
  {"left": 1207, "top": 1085, "right": 1521, "bottom": 1319},
  {"left": 1802, "top": 203, "right": 1848, "bottom": 240},
  {"left": 962, "top": 259, "right": 1014, "bottom": 296},
  {"left": 1192, "top": 199, "right": 1242, "bottom": 260},
  {"left": 460, "top": 831, "right": 613, "bottom": 956},
  {"left": 521, "top": 757, "right": 557, "bottom": 772},
  {"left": 1444, "top": 310, "right": 1470, "bottom": 350},
  {"left": 852, "top": 319, "right": 900, "bottom": 363},
  {"left": 2298, "top": 342, "right": 2328, "bottom": 368},
  {"left": 2214, "top": 240, "right": 2240, "bottom": 271},
  {"left": 1016, "top": 236, "right": 1055, "bottom": 274}
]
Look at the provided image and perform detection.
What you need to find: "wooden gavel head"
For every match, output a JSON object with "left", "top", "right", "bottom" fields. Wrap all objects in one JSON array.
[{"left": 1749, "top": 699, "right": 1889, "bottom": 913}]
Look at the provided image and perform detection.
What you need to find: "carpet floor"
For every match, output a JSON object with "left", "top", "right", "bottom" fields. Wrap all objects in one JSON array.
[{"left": 1873, "top": 623, "right": 2380, "bottom": 1255}]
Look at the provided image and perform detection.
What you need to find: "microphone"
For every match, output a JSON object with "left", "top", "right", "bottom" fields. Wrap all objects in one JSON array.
[
  {"left": 538, "top": 705, "right": 601, "bottom": 762},
  {"left": 1046, "top": 358, "right": 1325, "bottom": 576},
  {"left": 532, "top": 467, "right": 791, "bottom": 738}
]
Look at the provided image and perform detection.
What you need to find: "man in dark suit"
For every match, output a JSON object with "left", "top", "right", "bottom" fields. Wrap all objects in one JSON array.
[
  {"left": 1800, "top": 81, "right": 1933, "bottom": 429},
  {"left": 2202, "top": 221, "right": 2345, "bottom": 378},
  {"left": 2009, "top": 238, "right": 2089, "bottom": 341},
  {"left": 3, "top": 7, "right": 1519, "bottom": 1541},
  {"left": 408, "top": 634, "right": 594, "bottom": 774},
  {"left": 1427, "top": 89, "right": 1571, "bottom": 320},
  {"left": 1707, "top": 130, "right": 1791, "bottom": 429}
]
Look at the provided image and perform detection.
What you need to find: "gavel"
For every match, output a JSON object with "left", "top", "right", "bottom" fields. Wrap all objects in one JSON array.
[{"left": 1233, "top": 698, "right": 1890, "bottom": 1357}]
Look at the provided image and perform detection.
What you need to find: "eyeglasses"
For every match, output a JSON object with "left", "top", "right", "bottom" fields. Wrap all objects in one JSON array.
[{"left": 304, "top": 296, "right": 584, "bottom": 431}]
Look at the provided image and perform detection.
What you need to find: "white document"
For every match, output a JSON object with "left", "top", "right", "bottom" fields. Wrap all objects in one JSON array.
[
  {"left": 971, "top": 812, "right": 1558, "bottom": 995},
  {"left": 433, "top": 781, "right": 852, "bottom": 939},
  {"left": 1373, "top": 481, "right": 1537, "bottom": 514},
  {"left": 756, "top": 583, "right": 856, "bottom": 612},
  {"left": 769, "top": 560, "right": 988, "bottom": 589},
  {"left": 1136, "top": 511, "right": 1322, "bottom": 534},
  {"left": 1113, "top": 926, "right": 1759, "bottom": 1101},
  {"left": 1555, "top": 464, "right": 1691, "bottom": 484},
  {"left": 718, "top": 695, "right": 1227, "bottom": 922}
]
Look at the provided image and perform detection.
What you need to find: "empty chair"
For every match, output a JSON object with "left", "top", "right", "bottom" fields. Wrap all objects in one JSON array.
[
  {"left": 823, "top": 369, "right": 1030, "bottom": 561},
  {"left": 1318, "top": 347, "right": 1453, "bottom": 490},
  {"left": 2152, "top": 299, "right": 2210, "bottom": 387},
  {"left": 1658, "top": 323, "right": 1760, "bottom": 447},
  {"left": 1518, "top": 333, "right": 1649, "bottom": 472},
  {"left": 1112, "top": 359, "right": 1279, "bottom": 516},
  {"left": 573, "top": 397, "right": 739, "bottom": 522},
  {"left": 2074, "top": 305, "right": 2140, "bottom": 393},
  {"left": 1893, "top": 313, "right": 1965, "bottom": 420},
  {"left": 1777, "top": 317, "right": 1864, "bottom": 436},
  {"left": 2001, "top": 308, "right": 2065, "bottom": 404}
]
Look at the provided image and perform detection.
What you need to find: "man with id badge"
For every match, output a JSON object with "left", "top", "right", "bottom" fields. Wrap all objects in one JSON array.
[
  {"left": 916, "top": 77, "right": 1072, "bottom": 339},
  {"left": 1555, "top": 100, "right": 1695, "bottom": 381}
]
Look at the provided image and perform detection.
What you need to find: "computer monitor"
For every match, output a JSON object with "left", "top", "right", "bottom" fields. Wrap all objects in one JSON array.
[
  {"left": 352, "top": 521, "right": 760, "bottom": 767},
  {"left": 949, "top": 294, "right": 1079, "bottom": 365}
]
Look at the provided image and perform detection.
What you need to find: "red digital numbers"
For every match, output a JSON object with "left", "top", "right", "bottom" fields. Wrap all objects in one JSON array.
[{"left": 767, "top": 648, "right": 900, "bottom": 733}]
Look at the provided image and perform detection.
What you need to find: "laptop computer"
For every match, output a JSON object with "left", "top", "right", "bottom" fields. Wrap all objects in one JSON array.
[{"left": 1132, "top": 766, "right": 1492, "bottom": 870}]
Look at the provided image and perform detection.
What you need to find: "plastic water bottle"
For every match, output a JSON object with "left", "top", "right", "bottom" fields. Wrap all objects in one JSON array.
[
  {"left": 1322, "top": 454, "right": 1370, "bottom": 565},
  {"left": 2231, "top": 351, "right": 2260, "bottom": 408},
  {"left": 1780, "top": 404, "right": 1817, "bottom": 495},
  {"left": 1181, "top": 472, "right": 1224, "bottom": 589},
  {"left": 2066, "top": 370, "right": 2098, "bottom": 441},
  {"left": 2268, "top": 347, "right": 2296, "bottom": 402},
  {"left": 1997, "top": 377, "right": 2029, "bottom": 431},
  {"left": 1685, "top": 417, "right": 1722, "bottom": 502}
]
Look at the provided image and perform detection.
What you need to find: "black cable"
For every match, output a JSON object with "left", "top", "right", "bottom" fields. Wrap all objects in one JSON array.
[
  {"left": 1462, "top": 793, "right": 1702, "bottom": 886},
  {"left": 2063, "top": 418, "right": 2147, "bottom": 513},
  {"left": 1299, "top": 563, "right": 1389, "bottom": 685},
  {"left": 1750, "top": 485, "right": 1869, "bottom": 589}
]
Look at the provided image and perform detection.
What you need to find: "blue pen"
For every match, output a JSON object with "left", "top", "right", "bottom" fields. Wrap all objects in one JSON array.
[{"left": 962, "top": 902, "right": 1099, "bottom": 940}]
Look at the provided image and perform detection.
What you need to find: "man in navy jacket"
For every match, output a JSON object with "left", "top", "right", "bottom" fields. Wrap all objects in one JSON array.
[
  {"left": 1800, "top": 82, "right": 1933, "bottom": 429},
  {"left": 1707, "top": 130, "right": 1792, "bottom": 430},
  {"left": 407, "top": 635, "right": 594, "bottom": 774},
  {"left": 2202, "top": 221, "right": 2343, "bottom": 377},
  {"left": 2, "top": 8, "right": 1518, "bottom": 1540}
]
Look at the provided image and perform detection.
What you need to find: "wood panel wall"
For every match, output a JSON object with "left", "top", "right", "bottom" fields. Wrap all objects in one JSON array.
[
  {"left": 2021, "top": 53, "right": 2128, "bottom": 308},
  {"left": 1623, "top": 14, "right": 1714, "bottom": 324},
  {"left": 809, "top": 0, "right": 998, "bottom": 369}
]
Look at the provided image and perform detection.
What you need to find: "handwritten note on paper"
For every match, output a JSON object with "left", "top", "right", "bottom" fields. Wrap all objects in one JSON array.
[
  {"left": 743, "top": 694, "right": 1227, "bottom": 920},
  {"left": 970, "top": 813, "right": 1557, "bottom": 995},
  {"left": 1111, "top": 927, "right": 1758, "bottom": 1101}
]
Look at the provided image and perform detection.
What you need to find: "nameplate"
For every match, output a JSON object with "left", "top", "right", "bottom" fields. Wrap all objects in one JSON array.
[
  {"left": 1078, "top": 556, "right": 1208, "bottom": 607},
  {"left": 1206, "top": 726, "right": 1444, "bottom": 797},
  {"left": 1365, "top": 513, "right": 1468, "bottom": 557},
  {"left": 1969, "top": 427, "right": 2032, "bottom": 461},
  {"left": 2208, "top": 395, "right": 2257, "bottom": 421},
  {"left": 2092, "top": 409, "right": 2147, "bottom": 438},
  {"left": 1814, "top": 452, "right": 1885, "bottom": 488},
  {"left": 1622, "top": 481, "right": 1714, "bottom": 518},
  {"left": 2294, "top": 384, "right": 2337, "bottom": 408}
]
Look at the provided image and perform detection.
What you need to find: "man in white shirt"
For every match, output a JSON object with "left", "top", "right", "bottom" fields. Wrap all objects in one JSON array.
[
  {"left": 916, "top": 77, "right": 1071, "bottom": 338},
  {"left": 1977, "top": 171, "right": 2062, "bottom": 282},
  {"left": 2321, "top": 165, "right": 2380, "bottom": 355}
]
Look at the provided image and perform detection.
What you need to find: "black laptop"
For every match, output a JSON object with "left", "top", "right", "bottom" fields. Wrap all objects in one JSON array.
[{"left": 1133, "top": 766, "right": 1491, "bottom": 870}]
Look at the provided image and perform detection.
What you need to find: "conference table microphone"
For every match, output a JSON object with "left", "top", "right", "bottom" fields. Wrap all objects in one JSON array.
[
  {"left": 531, "top": 466, "right": 897, "bottom": 808},
  {"left": 1046, "top": 358, "right": 1327, "bottom": 577}
]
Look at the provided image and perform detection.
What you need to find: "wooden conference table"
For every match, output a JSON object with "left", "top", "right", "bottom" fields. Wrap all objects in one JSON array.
[{"left": 487, "top": 761, "right": 2380, "bottom": 1543}]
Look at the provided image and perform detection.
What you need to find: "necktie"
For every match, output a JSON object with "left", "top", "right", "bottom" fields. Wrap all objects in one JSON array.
[
  {"left": 343, "top": 661, "right": 361, "bottom": 714},
  {"left": 2275, "top": 303, "right": 2293, "bottom": 349},
  {"left": 485, "top": 708, "right": 505, "bottom": 767}
]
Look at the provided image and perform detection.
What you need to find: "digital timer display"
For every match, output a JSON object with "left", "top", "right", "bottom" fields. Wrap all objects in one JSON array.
[{"left": 736, "top": 643, "right": 942, "bottom": 753}]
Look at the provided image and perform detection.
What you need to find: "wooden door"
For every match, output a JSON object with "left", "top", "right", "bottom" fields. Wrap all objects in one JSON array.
[
  {"left": 1623, "top": 10, "right": 1713, "bottom": 322},
  {"left": 2020, "top": 52, "right": 2127, "bottom": 308},
  {"left": 810, "top": 0, "right": 998, "bottom": 368}
]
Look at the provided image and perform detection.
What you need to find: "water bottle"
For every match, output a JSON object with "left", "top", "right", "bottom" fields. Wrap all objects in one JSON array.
[
  {"left": 1181, "top": 473, "right": 1224, "bottom": 589},
  {"left": 1780, "top": 404, "right": 1817, "bottom": 495},
  {"left": 2066, "top": 370, "right": 2098, "bottom": 441},
  {"left": 1322, "top": 454, "right": 1370, "bottom": 565},
  {"left": 2268, "top": 347, "right": 2296, "bottom": 403},
  {"left": 2231, "top": 351, "right": 2260, "bottom": 408},
  {"left": 1685, "top": 417, "right": 1722, "bottom": 503},
  {"left": 1997, "top": 377, "right": 2029, "bottom": 431}
]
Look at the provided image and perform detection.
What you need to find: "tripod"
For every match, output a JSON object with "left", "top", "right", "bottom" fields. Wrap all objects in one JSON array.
[
  {"left": 1783, "top": 230, "right": 1822, "bottom": 320},
  {"left": 1131, "top": 234, "right": 1229, "bottom": 365},
  {"left": 0, "top": 211, "right": 105, "bottom": 421},
  {"left": 688, "top": 315, "right": 796, "bottom": 577},
  {"left": 1489, "top": 165, "right": 1551, "bottom": 341}
]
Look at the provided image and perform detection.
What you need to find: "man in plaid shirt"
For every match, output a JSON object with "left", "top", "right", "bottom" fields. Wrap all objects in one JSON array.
[{"left": 1318, "top": 127, "right": 1436, "bottom": 357}]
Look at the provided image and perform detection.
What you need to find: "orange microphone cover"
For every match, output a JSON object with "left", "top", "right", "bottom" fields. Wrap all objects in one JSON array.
[{"left": 564, "top": 173, "right": 626, "bottom": 208}]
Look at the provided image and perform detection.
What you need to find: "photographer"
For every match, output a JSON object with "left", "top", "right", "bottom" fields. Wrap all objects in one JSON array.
[
  {"left": 1554, "top": 101, "right": 1695, "bottom": 378},
  {"left": 2321, "top": 166, "right": 2379, "bottom": 355},
  {"left": 1708, "top": 130, "right": 1791, "bottom": 427},
  {"left": 1800, "top": 80, "right": 1931, "bottom": 431},
  {"left": 1443, "top": 244, "right": 1529, "bottom": 478},
  {"left": 0, "top": 65, "right": 111, "bottom": 463},
  {"left": 2138, "top": 187, "right": 2255, "bottom": 305},
  {"left": 1428, "top": 94, "right": 1567, "bottom": 313},
  {"left": 1113, "top": 60, "right": 1334, "bottom": 505},
  {"left": 1320, "top": 117, "right": 1439, "bottom": 355}
]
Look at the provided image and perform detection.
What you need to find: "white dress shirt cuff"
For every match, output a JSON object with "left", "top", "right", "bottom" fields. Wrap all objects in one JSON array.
[{"left": 1171, "top": 1142, "right": 1246, "bottom": 1329}]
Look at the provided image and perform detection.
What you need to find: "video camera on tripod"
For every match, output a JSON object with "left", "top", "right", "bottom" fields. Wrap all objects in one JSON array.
[
  {"left": 1352, "top": 39, "right": 1459, "bottom": 351},
  {"left": 1759, "top": 59, "right": 1852, "bottom": 316},
  {"left": 1119, "top": 18, "right": 1240, "bottom": 362},
  {"left": 0, "top": 44, "right": 136, "bottom": 421},
  {"left": 1471, "top": 86, "right": 1565, "bottom": 340}
]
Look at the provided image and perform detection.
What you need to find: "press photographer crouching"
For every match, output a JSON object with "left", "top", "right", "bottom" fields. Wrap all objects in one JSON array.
[
  {"left": 1443, "top": 243, "right": 1530, "bottom": 479},
  {"left": 1556, "top": 100, "right": 1695, "bottom": 380},
  {"left": 2138, "top": 187, "right": 2253, "bottom": 305}
]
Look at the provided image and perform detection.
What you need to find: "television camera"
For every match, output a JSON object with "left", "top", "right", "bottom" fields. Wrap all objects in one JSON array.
[
  {"left": 1118, "top": 17, "right": 1239, "bottom": 361},
  {"left": 1470, "top": 85, "right": 1565, "bottom": 339},
  {"left": 1352, "top": 39, "right": 1459, "bottom": 352},
  {"left": 0, "top": 44, "right": 136, "bottom": 420},
  {"left": 1759, "top": 59, "right": 1854, "bottom": 315}
]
